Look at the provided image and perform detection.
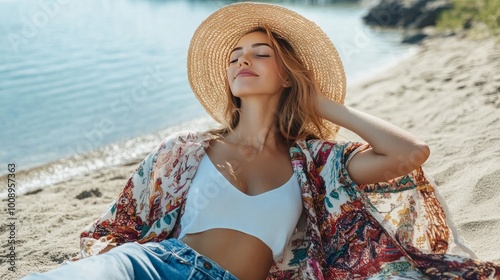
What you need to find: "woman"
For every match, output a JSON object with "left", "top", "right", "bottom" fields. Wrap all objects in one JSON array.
[{"left": 24, "top": 2, "right": 500, "bottom": 280}]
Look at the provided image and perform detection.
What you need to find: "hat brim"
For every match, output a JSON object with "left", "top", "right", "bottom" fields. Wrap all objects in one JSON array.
[{"left": 187, "top": 2, "right": 346, "bottom": 139}]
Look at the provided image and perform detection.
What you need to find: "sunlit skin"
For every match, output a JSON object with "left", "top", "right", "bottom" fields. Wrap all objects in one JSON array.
[
  {"left": 227, "top": 31, "right": 289, "bottom": 99},
  {"left": 223, "top": 31, "right": 291, "bottom": 154}
]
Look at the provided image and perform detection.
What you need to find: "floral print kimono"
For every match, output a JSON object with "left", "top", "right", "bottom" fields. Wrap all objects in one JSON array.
[{"left": 80, "top": 131, "right": 500, "bottom": 279}]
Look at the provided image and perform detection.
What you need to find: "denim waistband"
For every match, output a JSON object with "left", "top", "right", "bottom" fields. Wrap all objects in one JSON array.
[{"left": 159, "top": 238, "right": 238, "bottom": 280}]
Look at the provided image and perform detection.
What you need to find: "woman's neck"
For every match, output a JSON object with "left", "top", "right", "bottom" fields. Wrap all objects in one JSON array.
[{"left": 225, "top": 97, "right": 286, "bottom": 154}]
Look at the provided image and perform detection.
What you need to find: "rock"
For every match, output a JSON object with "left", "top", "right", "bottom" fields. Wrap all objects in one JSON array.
[
  {"left": 75, "top": 188, "right": 102, "bottom": 200},
  {"left": 363, "top": 0, "right": 452, "bottom": 28},
  {"left": 463, "top": 17, "right": 473, "bottom": 29},
  {"left": 413, "top": 0, "right": 453, "bottom": 28},
  {"left": 402, "top": 32, "right": 428, "bottom": 44}
]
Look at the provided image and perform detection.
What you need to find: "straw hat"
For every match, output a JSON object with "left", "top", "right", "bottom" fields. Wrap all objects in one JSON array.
[{"left": 187, "top": 2, "right": 346, "bottom": 139}]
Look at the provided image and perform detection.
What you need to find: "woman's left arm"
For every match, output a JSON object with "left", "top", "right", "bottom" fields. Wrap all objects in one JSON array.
[{"left": 316, "top": 94, "right": 430, "bottom": 185}]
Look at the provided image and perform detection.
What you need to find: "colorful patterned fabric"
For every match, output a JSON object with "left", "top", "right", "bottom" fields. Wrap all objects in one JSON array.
[{"left": 80, "top": 131, "right": 500, "bottom": 279}]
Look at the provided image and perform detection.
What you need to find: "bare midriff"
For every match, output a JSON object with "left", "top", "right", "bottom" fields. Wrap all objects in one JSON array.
[{"left": 181, "top": 229, "right": 274, "bottom": 280}]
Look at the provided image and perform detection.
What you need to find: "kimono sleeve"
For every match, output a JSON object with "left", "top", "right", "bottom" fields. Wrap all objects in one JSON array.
[
  {"left": 79, "top": 135, "right": 176, "bottom": 258},
  {"left": 325, "top": 141, "right": 476, "bottom": 257},
  {"left": 321, "top": 141, "right": 370, "bottom": 197},
  {"left": 322, "top": 141, "right": 500, "bottom": 277}
]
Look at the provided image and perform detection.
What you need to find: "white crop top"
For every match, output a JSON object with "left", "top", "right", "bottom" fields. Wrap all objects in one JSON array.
[{"left": 178, "top": 154, "right": 303, "bottom": 260}]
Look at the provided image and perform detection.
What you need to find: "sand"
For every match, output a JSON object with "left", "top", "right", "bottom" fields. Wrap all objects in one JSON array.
[{"left": 2, "top": 34, "right": 499, "bottom": 279}]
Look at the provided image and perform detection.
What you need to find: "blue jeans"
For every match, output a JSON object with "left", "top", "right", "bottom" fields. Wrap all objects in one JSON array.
[{"left": 23, "top": 239, "right": 238, "bottom": 280}]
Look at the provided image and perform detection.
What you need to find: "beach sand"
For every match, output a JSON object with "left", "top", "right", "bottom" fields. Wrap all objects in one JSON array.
[{"left": 2, "top": 34, "right": 499, "bottom": 279}]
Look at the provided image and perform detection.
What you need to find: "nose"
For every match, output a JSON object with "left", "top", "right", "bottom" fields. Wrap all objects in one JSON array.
[{"left": 237, "top": 53, "right": 251, "bottom": 67}]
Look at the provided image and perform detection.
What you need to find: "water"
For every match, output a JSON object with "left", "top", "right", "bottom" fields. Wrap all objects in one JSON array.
[{"left": 0, "top": 0, "right": 412, "bottom": 196}]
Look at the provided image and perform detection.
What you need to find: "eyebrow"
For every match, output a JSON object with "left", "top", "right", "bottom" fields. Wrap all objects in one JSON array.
[{"left": 230, "top": 43, "right": 272, "bottom": 54}]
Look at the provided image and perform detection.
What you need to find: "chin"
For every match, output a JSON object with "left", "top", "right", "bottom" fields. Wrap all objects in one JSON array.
[
  {"left": 231, "top": 89, "right": 276, "bottom": 98},
  {"left": 232, "top": 91, "right": 253, "bottom": 98}
]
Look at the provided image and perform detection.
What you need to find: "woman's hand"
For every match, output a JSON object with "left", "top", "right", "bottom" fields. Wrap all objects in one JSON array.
[
  {"left": 98, "top": 244, "right": 117, "bottom": 255},
  {"left": 65, "top": 244, "right": 117, "bottom": 263},
  {"left": 315, "top": 93, "right": 430, "bottom": 185}
]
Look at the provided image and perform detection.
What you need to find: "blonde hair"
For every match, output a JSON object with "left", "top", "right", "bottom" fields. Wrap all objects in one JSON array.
[{"left": 206, "top": 27, "right": 328, "bottom": 145}]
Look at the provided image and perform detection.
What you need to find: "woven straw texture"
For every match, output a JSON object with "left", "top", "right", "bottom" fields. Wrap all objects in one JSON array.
[{"left": 187, "top": 2, "right": 346, "bottom": 139}]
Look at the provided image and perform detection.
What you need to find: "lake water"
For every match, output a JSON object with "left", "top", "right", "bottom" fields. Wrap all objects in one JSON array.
[{"left": 0, "top": 0, "right": 412, "bottom": 196}]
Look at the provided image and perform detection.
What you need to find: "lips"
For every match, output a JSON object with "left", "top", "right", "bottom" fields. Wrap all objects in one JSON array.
[{"left": 236, "top": 69, "right": 258, "bottom": 78}]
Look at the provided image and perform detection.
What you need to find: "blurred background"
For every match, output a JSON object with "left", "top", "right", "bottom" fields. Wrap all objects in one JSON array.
[{"left": 0, "top": 0, "right": 414, "bottom": 194}]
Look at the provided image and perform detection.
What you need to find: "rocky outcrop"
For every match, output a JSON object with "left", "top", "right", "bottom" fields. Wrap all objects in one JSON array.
[
  {"left": 401, "top": 32, "right": 428, "bottom": 44},
  {"left": 363, "top": 0, "right": 452, "bottom": 29}
]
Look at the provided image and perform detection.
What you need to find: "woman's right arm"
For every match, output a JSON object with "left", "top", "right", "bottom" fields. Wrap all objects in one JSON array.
[
  {"left": 79, "top": 151, "right": 156, "bottom": 257},
  {"left": 98, "top": 244, "right": 117, "bottom": 254},
  {"left": 78, "top": 131, "right": 191, "bottom": 258}
]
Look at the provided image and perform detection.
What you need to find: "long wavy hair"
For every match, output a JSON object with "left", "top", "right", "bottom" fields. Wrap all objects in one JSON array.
[{"left": 206, "top": 26, "right": 328, "bottom": 145}]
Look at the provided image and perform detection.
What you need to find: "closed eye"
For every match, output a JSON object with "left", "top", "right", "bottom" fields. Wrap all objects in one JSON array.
[{"left": 229, "top": 54, "right": 271, "bottom": 64}]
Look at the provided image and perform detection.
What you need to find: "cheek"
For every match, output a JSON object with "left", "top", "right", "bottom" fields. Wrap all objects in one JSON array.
[
  {"left": 269, "top": 63, "right": 284, "bottom": 83},
  {"left": 227, "top": 67, "right": 236, "bottom": 83},
  {"left": 266, "top": 60, "right": 281, "bottom": 74},
  {"left": 227, "top": 65, "right": 238, "bottom": 77}
]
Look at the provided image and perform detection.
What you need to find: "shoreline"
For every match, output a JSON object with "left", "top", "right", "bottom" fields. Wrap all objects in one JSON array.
[
  {"left": 2, "top": 34, "right": 500, "bottom": 278},
  {"left": 0, "top": 117, "right": 218, "bottom": 199}
]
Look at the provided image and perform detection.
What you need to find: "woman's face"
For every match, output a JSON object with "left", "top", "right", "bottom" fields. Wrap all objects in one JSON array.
[{"left": 227, "top": 31, "right": 287, "bottom": 98}]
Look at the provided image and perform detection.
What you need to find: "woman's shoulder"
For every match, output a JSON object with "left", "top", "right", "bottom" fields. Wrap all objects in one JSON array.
[
  {"left": 160, "top": 130, "right": 212, "bottom": 145},
  {"left": 147, "top": 130, "right": 212, "bottom": 156},
  {"left": 146, "top": 130, "right": 212, "bottom": 165}
]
